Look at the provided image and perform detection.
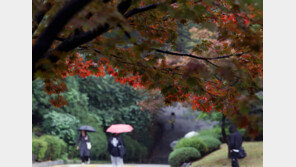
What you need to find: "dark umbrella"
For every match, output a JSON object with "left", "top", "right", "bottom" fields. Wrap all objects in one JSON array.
[{"left": 77, "top": 125, "right": 96, "bottom": 132}]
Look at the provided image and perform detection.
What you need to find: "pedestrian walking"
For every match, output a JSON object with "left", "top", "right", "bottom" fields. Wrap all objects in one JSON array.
[
  {"left": 228, "top": 125, "right": 244, "bottom": 167},
  {"left": 108, "top": 133, "right": 126, "bottom": 167},
  {"left": 106, "top": 124, "right": 132, "bottom": 167},
  {"left": 76, "top": 130, "right": 92, "bottom": 164},
  {"left": 169, "top": 112, "right": 176, "bottom": 129}
]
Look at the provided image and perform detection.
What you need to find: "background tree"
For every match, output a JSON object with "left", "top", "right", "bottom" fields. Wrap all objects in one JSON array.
[{"left": 32, "top": 74, "right": 160, "bottom": 161}]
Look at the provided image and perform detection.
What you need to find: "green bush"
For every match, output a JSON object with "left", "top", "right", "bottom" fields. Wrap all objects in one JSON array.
[
  {"left": 174, "top": 137, "right": 207, "bottom": 155},
  {"left": 199, "top": 127, "right": 246, "bottom": 141},
  {"left": 67, "top": 145, "right": 79, "bottom": 159},
  {"left": 197, "top": 136, "right": 221, "bottom": 152},
  {"left": 40, "top": 135, "right": 66, "bottom": 160},
  {"left": 122, "top": 135, "right": 147, "bottom": 162},
  {"left": 88, "top": 127, "right": 108, "bottom": 160},
  {"left": 73, "top": 158, "right": 79, "bottom": 164},
  {"left": 198, "top": 127, "right": 222, "bottom": 139},
  {"left": 42, "top": 111, "right": 80, "bottom": 145},
  {"left": 61, "top": 153, "right": 68, "bottom": 163},
  {"left": 168, "top": 147, "right": 201, "bottom": 167},
  {"left": 32, "top": 138, "right": 48, "bottom": 161}
]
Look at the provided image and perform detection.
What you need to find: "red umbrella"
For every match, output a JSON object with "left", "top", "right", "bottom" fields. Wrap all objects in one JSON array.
[{"left": 106, "top": 124, "right": 134, "bottom": 133}]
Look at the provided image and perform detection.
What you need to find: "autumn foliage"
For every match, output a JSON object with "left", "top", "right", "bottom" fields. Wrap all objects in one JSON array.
[{"left": 33, "top": 0, "right": 263, "bottom": 135}]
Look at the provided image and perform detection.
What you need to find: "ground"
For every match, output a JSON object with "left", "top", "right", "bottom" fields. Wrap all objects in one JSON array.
[
  {"left": 52, "top": 165, "right": 169, "bottom": 167},
  {"left": 190, "top": 142, "right": 263, "bottom": 167}
]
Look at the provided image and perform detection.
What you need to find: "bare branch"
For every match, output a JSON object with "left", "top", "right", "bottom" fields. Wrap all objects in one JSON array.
[
  {"left": 154, "top": 49, "right": 246, "bottom": 60},
  {"left": 117, "top": 0, "right": 132, "bottom": 15},
  {"left": 124, "top": 3, "right": 159, "bottom": 18}
]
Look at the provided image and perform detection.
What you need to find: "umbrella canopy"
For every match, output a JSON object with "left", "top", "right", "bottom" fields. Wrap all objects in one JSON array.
[
  {"left": 106, "top": 124, "right": 133, "bottom": 133},
  {"left": 77, "top": 125, "right": 96, "bottom": 132},
  {"left": 184, "top": 131, "right": 198, "bottom": 138}
]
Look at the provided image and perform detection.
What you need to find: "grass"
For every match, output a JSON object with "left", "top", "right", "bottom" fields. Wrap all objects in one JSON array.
[{"left": 191, "top": 142, "right": 263, "bottom": 167}]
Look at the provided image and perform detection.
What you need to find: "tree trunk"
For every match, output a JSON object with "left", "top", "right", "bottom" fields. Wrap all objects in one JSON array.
[
  {"left": 221, "top": 113, "right": 227, "bottom": 143},
  {"left": 221, "top": 114, "right": 231, "bottom": 158}
]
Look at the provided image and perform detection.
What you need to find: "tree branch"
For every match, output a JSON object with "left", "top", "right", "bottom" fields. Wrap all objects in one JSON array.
[
  {"left": 56, "top": 24, "right": 110, "bottom": 52},
  {"left": 32, "top": 2, "right": 53, "bottom": 34},
  {"left": 56, "top": 1, "right": 156, "bottom": 54},
  {"left": 124, "top": 3, "right": 159, "bottom": 18},
  {"left": 154, "top": 49, "right": 246, "bottom": 60},
  {"left": 32, "top": 0, "right": 164, "bottom": 75},
  {"left": 90, "top": 48, "right": 182, "bottom": 76},
  {"left": 32, "top": 0, "right": 94, "bottom": 73},
  {"left": 117, "top": 0, "right": 132, "bottom": 15}
]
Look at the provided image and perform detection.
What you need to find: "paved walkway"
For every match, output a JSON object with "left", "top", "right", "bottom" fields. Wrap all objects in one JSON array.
[
  {"left": 52, "top": 164, "right": 169, "bottom": 167},
  {"left": 148, "top": 103, "right": 218, "bottom": 163}
]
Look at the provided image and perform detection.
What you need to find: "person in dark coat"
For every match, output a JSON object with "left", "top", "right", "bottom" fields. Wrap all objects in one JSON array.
[
  {"left": 169, "top": 112, "right": 176, "bottom": 129},
  {"left": 76, "top": 130, "right": 91, "bottom": 164},
  {"left": 108, "top": 133, "right": 125, "bottom": 167},
  {"left": 228, "top": 125, "right": 243, "bottom": 167}
]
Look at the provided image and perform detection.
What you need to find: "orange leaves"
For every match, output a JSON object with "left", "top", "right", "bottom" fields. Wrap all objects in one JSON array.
[
  {"left": 238, "top": 53, "right": 263, "bottom": 79},
  {"left": 192, "top": 95, "right": 213, "bottom": 113},
  {"left": 61, "top": 53, "right": 106, "bottom": 78},
  {"left": 190, "top": 79, "right": 240, "bottom": 115},
  {"left": 50, "top": 95, "right": 68, "bottom": 108},
  {"left": 44, "top": 52, "right": 145, "bottom": 107},
  {"left": 44, "top": 80, "right": 68, "bottom": 95},
  {"left": 34, "top": 0, "right": 263, "bottom": 131},
  {"left": 219, "top": 13, "right": 237, "bottom": 24},
  {"left": 115, "top": 74, "right": 143, "bottom": 88}
]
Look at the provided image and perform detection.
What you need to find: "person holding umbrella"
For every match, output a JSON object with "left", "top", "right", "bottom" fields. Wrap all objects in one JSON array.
[
  {"left": 76, "top": 125, "right": 96, "bottom": 165},
  {"left": 106, "top": 124, "right": 133, "bottom": 167}
]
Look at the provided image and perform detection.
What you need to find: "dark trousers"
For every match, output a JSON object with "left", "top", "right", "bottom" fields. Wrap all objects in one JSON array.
[
  {"left": 81, "top": 156, "right": 89, "bottom": 163},
  {"left": 231, "top": 152, "right": 239, "bottom": 167}
]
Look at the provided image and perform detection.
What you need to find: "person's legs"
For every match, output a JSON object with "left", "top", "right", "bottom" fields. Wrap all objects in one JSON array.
[
  {"left": 84, "top": 156, "right": 90, "bottom": 164},
  {"left": 81, "top": 156, "right": 85, "bottom": 163},
  {"left": 231, "top": 152, "right": 240, "bottom": 167},
  {"left": 117, "top": 157, "right": 124, "bottom": 167},
  {"left": 111, "top": 156, "right": 117, "bottom": 167}
]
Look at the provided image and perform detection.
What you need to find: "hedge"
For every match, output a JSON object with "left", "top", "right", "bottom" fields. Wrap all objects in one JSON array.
[
  {"left": 174, "top": 137, "right": 207, "bottom": 155},
  {"left": 122, "top": 135, "right": 147, "bottom": 162},
  {"left": 40, "top": 135, "right": 67, "bottom": 160},
  {"left": 169, "top": 147, "right": 201, "bottom": 167},
  {"left": 198, "top": 127, "right": 222, "bottom": 139},
  {"left": 88, "top": 126, "right": 108, "bottom": 160},
  {"left": 32, "top": 138, "right": 48, "bottom": 161},
  {"left": 198, "top": 127, "right": 246, "bottom": 140},
  {"left": 197, "top": 136, "right": 221, "bottom": 152}
]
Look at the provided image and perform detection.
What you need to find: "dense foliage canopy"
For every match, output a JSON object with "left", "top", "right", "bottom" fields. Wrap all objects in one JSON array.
[{"left": 33, "top": 0, "right": 263, "bottom": 135}]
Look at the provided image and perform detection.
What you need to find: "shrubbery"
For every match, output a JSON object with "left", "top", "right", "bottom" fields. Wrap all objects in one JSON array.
[
  {"left": 197, "top": 136, "right": 221, "bottom": 152},
  {"left": 42, "top": 111, "right": 80, "bottom": 145},
  {"left": 40, "top": 135, "right": 67, "bottom": 160},
  {"left": 168, "top": 147, "right": 201, "bottom": 167},
  {"left": 174, "top": 137, "right": 207, "bottom": 155},
  {"left": 168, "top": 127, "right": 224, "bottom": 165},
  {"left": 32, "top": 138, "right": 48, "bottom": 161},
  {"left": 88, "top": 127, "right": 108, "bottom": 160},
  {"left": 198, "top": 127, "right": 222, "bottom": 139},
  {"left": 122, "top": 135, "right": 147, "bottom": 162},
  {"left": 67, "top": 145, "right": 79, "bottom": 159},
  {"left": 198, "top": 126, "right": 246, "bottom": 140}
]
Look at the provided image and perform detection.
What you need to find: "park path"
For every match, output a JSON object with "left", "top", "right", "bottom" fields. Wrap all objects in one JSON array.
[
  {"left": 148, "top": 103, "right": 218, "bottom": 164},
  {"left": 51, "top": 104, "right": 217, "bottom": 167},
  {"left": 52, "top": 164, "right": 169, "bottom": 167}
]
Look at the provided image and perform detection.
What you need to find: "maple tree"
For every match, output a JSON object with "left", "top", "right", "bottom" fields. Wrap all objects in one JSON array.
[{"left": 32, "top": 0, "right": 262, "bottom": 136}]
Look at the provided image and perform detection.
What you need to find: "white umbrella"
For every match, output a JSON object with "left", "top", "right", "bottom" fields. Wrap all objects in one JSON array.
[{"left": 184, "top": 131, "right": 198, "bottom": 138}]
